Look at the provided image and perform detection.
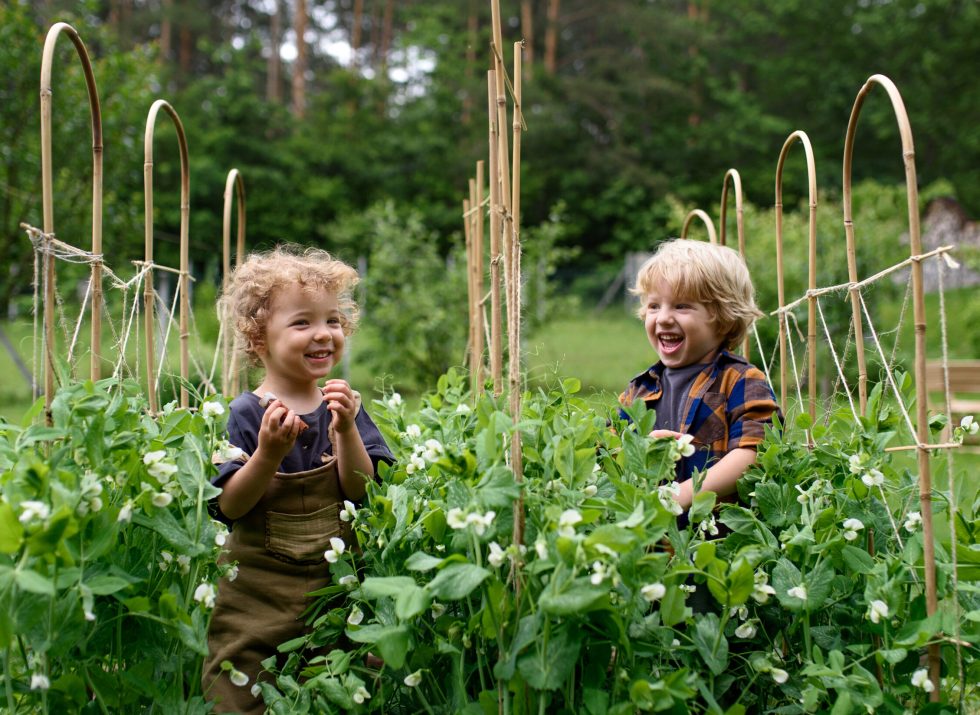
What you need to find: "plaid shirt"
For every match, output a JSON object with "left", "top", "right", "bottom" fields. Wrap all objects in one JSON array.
[{"left": 619, "top": 349, "right": 780, "bottom": 484}]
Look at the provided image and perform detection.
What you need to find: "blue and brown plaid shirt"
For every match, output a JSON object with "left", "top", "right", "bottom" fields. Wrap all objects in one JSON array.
[{"left": 618, "top": 349, "right": 780, "bottom": 484}]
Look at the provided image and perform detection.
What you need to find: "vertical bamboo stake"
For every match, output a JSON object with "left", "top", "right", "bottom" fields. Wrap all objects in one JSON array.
[
  {"left": 510, "top": 41, "right": 525, "bottom": 558},
  {"left": 467, "top": 177, "right": 480, "bottom": 394},
  {"left": 842, "top": 74, "right": 938, "bottom": 698},
  {"left": 222, "top": 169, "right": 246, "bottom": 396},
  {"left": 775, "top": 131, "right": 818, "bottom": 427},
  {"left": 463, "top": 195, "right": 475, "bottom": 382},
  {"left": 144, "top": 99, "right": 191, "bottom": 412},
  {"left": 719, "top": 169, "right": 748, "bottom": 356},
  {"left": 474, "top": 160, "right": 485, "bottom": 391},
  {"left": 487, "top": 71, "right": 503, "bottom": 394},
  {"left": 680, "top": 209, "right": 717, "bottom": 244},
  {"left": 39, "top": 23, "right": 104, "bottom": 419}
]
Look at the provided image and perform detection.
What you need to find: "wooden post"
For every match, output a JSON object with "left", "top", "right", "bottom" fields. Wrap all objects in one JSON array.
[
  {"left": 222, "top": 169, "right": 246, "bottom": 396},
  {"left": 474, "top": 160, "right": 485, "bottom": 391},
  {"left": 842, "top": 74, "right": 938, "bottom": 699},
  {"left": 144, "top": 99, "right": 191, "bottom": 412},
  {"left": 775, "top": 131, "right": 818, "bottom": 427},
  {"left": 39, "top": 23, "right": 104, "bottom": 420},
  {"left": 487, "top": 71, "right": 503, "bottom": 395},
  {"left": 719, "top": 169, "right": 748, "bottom": 357}
]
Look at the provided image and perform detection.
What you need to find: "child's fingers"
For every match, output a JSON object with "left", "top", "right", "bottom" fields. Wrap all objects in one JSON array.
[{"left": 649, "top": 429, "right": 683, "bottom": 439}]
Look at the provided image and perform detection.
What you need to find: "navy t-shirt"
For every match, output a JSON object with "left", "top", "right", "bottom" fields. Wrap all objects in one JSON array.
[{"left": 214, "top": 391, "right": 394, "bottom": 489}]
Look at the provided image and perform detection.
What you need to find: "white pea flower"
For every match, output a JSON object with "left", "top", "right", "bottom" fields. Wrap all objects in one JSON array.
[
  {"left": 546, "top": 479, "right": 563, "bottom": 492},
  {"left": 465, "top": 510, "right": 496, "bottom": 536},
  {"left": 582, "top": 484, "right": 598, "bottom": 498},
  {"left": 152, "top": 492, "right": 173, "bottom": 508},
  {"left": 406, "top": 453, "right": 426, "bottom": 475},
  {"left": 735, "top": 621, "right": 758, "bottom": 639},
  {"left": 404, "top": 670, "right": 423, "bottom": 687},
  {"left": 671, "top": 639, "right": 680, "bottom": 647},
  {"left": 676, "top": 433, "right": 696, "bottom": 458},
  {"left": 657, "top": 483, "right": 684, "bottom": 516},
  {"left": 158, "top": 551, "right": 174, "bottom": 571},
  {"left": 447, "top": 508, "right": 468, "bottom": 530},
  {"left": 590, "top": 561, "right": 608, "bottom": 586},
  {"left": 353, "top": 686, "right": 372, "bottom": 704},
  {"left": 405, "top": 424, "right": 422, "bottom": 440},
  {"left": 455, "top": 403, "right": 471, "bottom": 414},
  {"left": 431, "top": 602, "right": 447, "bottom": 619},
  {"left": 423, "top": 439, "right": 445, "bottom": 460},
  {"left": 640, "top": 582, "right": 666, "bottom": 602},
  {"left": 868, "top": 599, "right": 889, "bottom": 624},
  {"left": 202, "top": 401, "right": 225, "bottom": 418},
  {"left": 213, "top": 441, "right": 245, "bottom": 464},
  {"left": 698, "top": 515, "right": 719, "bottom": 536},
  {"left": 250, "top": 684, "right": 262, "bottom": 698},
  {"left": 848, "top": 453, "right": 865, "bottom": 474},
  {"left": 771, "top": 668, "right": 789, "bottom": 684},
  {"left": 340, "top": 500, "right": 358, "bottom": 523},
  {"left": 229, "top": 669, "right": 249, "bottom": 686},
  {"left": 795, "top": 485, "right": 809, "bottom": 504},
  {"left": 84, "top": 608, "right": 96, "bottom": 622},
  {"left": 215, "top": 531, "right": 228, "bottom": 547},
  {"left": 534, "top": 537, "right": 548, "bottom": 560},
  {"left": 339, "top": 574, "right": 358, "bottom": 589},
  {"left": 903, "top": 511, "right": 922, "bottom": 532},
  {"left": 30, "top": 673, "right": 50, "bottom": 690},
  {"left": 176, "top": 554, "right": 191, "bottom": 574},
  {"left": 143, "top": 450, "right": 167, "bottom": 465},
  {"left": 194, "top": 582, "right": 216, "bottom": 608},
  {"left": 487, "top": 541, "right": 507, "bottom": 568},
  {"left": 147, "top": 460, "right": 178, "bottom": 483},
  {"left": 730, "top": 605, "right": 749, "bottom": 621},
  {"left": 679, "top": 584, "right": 698, "bottom": 594},
  {"left": 911, "top": 668, "right": 934, "bottom": 693},
  {"left": 324, "top": 537, "right": 346, "bottom": 563},
  {"left": 960, "top": 415, "right": 978, "bottom": 435},
  {"left": 861, "top": 469, "right": 884, "bottom": 488},
  {"left": 19, "top": 500, "right": 50, "bottom": 524},
  {"left": 226, "top": 565, "right": 239, "bottom": 582},
  {"left": 347, "top": 605, "right": 364, "bottom": 625},
  {"left": 842, "top": 518, "right": 865, "bottom": 542},
  {"left": 787, "top": 585, "right": 808, "bottom": 602},
  {"left": 558, "top": 509, "right": 583, "bottom": 537},
  {"left": 387, "top": 392, "right": 403, "bottom": 408}
]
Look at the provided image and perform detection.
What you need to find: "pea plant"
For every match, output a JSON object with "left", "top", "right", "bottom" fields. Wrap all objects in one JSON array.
[
  {"left": 0, "top": 379, "right": 230, "bottom": 713},
  {"left": 254, "top": 369, "right": 979, "bottom": 714}
]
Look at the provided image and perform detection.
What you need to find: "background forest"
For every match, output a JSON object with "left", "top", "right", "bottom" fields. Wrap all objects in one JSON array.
[{"left": 2, "top": 0, "right": 979, "bottom": 399}]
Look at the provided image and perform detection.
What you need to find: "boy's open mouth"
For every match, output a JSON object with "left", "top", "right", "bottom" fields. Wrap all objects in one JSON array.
[
  {"left": 658, "top": 333, "right": 683, "bottom": 353},
  {"left": 305, "top": 350, "right": 332, "bottom": 361}
]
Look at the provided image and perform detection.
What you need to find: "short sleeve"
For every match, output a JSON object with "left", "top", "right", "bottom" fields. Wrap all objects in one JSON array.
[{"left": 726, "top": 367, "right": 780, "bottom": 450}]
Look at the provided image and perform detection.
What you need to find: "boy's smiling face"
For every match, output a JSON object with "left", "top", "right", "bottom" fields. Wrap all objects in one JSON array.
[{"left": 644, "top": 282, "right": 725, "bottom": 368}]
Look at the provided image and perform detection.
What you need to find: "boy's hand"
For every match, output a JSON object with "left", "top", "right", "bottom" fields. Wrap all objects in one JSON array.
[
  {"left": 649, "top": 429, "right": 685, "bottom": 440},
  {"left": 257, "top": 399, "right": 302, "bottom": 460},
  {"left": 322, "top": 379, "right": 359, "bottom": 434}
]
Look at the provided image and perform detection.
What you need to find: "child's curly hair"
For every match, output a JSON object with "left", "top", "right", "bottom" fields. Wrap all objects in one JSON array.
[
  {"left": 631, "top": 238, "right": 763, "bottom": 350},
  {"left": 220, "top": 244, "right": 360, "bottom": 366}
]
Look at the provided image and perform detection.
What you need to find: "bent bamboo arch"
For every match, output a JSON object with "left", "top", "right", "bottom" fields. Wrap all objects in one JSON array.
[
  {"left": 680, "top": 209, "right": 717, "bottom": 244},
  {"left": 222, "top": 169, "right": 247, "bottom": 396},
  {"left": 775, "top": 131, "right": 818, "bottom": 422},
  {"left": 719, "top": 169, "right": 750, "bottom": 356},
  {"left": 39, "top": 23, "right": 104, "bottom": 418},
  {"left": 842, "top": 73, "right": 938, "bottom": 697},
  {"left": 143, "top": 99, "right": 191, "bottom": 413}
]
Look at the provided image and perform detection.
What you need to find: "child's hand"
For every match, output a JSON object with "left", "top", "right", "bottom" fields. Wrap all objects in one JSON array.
[
  {"left": 649, "top": 429, "right": 685, "bottom": 440},
  {"left": 322, "top": 379, "right": 359, "bottom": 434},
  {"left": 258, "top": 399, "right": 303, "bottom": 459}
]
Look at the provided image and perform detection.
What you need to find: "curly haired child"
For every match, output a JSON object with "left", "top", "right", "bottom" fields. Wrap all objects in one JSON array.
[
  {"left": 203, "top": 245, "right": 393, "bottom": 713},
  {"left": 619, "top": 239, "right": 780, "bottom": 527}
]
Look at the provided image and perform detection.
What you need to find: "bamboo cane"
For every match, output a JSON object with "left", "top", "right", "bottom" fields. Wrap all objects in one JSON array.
[
  {"left": 463, "top": 195, "right": 475, "bottom": 385},
  {"left": 39, "top": 23, "right": 104, "bottom": 421},
  {"left": 774, "top": 131, "right": 818, "bottom": 427},
  {"left": 490, "top": 0, "right": 512, "bottom": 253},
  {"left": 680, "top": 209, "right": 717, "bottom": 244},
  {"left": 510, "top": 40, "right": 525, "bottom": 561},
  {"left": 222, "top": 169, "right": 246, "bottom": 396},
  {"left": 719, "top": 169, "right": 748, "bottom": 356},
  {"left": 487, "top": 71, "right": 503, "bottom": 395},
  {"left": 474, "top": 160, "right": 485, "bottom": 391},
  {"left": 842, "top": 74, "right": 938, "bottom": 699},
  {"left": 144, "top": 99, "right": 191, "bottom": 413}
]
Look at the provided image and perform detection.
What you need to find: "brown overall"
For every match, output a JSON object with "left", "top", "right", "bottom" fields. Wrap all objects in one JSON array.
[{"left": 202, "top": 455, "right": 351, "bottom": 714}]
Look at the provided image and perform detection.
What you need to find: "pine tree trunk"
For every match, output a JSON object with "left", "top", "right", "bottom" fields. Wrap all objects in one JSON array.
[
  {"left": 462, "top": 0, "right": 477, "bottom": 123},
  {"left": 160, "top": 0, "right": 172, "bottom": 62},
  {"left": 521, "top": 0, "right": 534, "bottom": 73},
  {"left": 380, "top": 0, "right": 395, "bottom": 76},
  {"left": 267, "top": 0, "right": 282, "bottom": 102},
  {"left": 544, "top": 0, "right": 559, "bottom": 75},
  {"left": 179, "top": 23, "right": 192, "bottom": 74},
  {"left": 351, "top": 0, "right": 364, "bottom": 67},
  {"left": 292, "top": 0, "right": 308, "bottom": 118}
]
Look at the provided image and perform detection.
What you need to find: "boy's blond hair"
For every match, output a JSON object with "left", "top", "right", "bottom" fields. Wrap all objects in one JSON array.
[
  {"left": 220, "top": 244, "right": 359, "bottom": 366},
  {"left": 632, "top": 238, "right": 763, "bottom": 350}
]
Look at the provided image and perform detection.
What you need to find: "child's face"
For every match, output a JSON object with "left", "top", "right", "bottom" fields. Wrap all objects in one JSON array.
[
  {"left": 643, "top": 282, "right": 724, "bottom": 368},
  {"left": 257, "top": 284, "right": 345, "bottom": 386}
]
